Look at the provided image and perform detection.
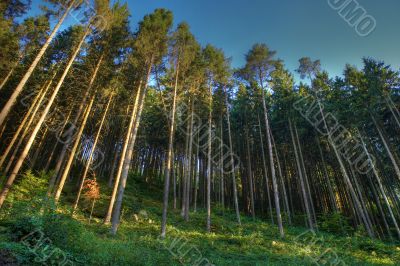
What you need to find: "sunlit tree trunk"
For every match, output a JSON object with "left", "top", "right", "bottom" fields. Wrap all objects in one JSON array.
[
  {"left": 224, "top": 86, "right": 241, "bottom": 225},
  {"left": 0, "top": 27, "right": 89, "bottom": 208},
  {"left": 54, "top": 94, "right": 95, "bottom": 202},
  {"left": 193, "top": 132, "right": 200, "bottom": 212},
  {"left": 360, "top": 132, "right": 400, "bottom": 239},
  {"left": 0, "top": 66, "right": 16, "bottom": 91},
  {"left": 46, "top": 111, "right": 74, "bottom": 193},
  {"left": 317, "top": 137, "right": 338, "bottom": 212},
  {"left": 104, "top": 80, "right": 143, "bottom": 224},
  {"left": 271, "top": 130, "right": 291, "bottom": 225},
  {"left": 161, "top": 60, "right": 179, "bottom": 237},
  {"left": 371, "top": 114, "right": 400, "bottom": 181},
  {"left": 0, "top": 76, "right": 54, "bottom": 169},
  {"left": 258, "top": 116, "right": 273, "bottom": 224},
  {"left": 220, "top": 118, "right": 224, "bottom": 211},
  {"left": 262, "top": 89, "right": 284, "bottom": 237},
  {"left": 73, "top": 93, "right": 113, "bottom": 211},
  {"left": 245, "top": 129, "right": 255, "bottom": 220},
  {"left": 206, "top": 83, "right": 213, "bottom": 232},
  {"left": 289, "top": 118, "right": 314, "bottom": 231},
  {"left": 0, "top": 0, "right": 75, "bottom": 127},
  {"left": 52, "top": 53, "right": 104, "bottom": 186},
  {"left": 316, "top": 99, "right": 374, "bottom": 237},
  {"left": 294, "top": 123, "right": 317, "bottom": 227},
  {"left": 111, "top": 59, "right": 153, "bottom": 235},
  {"left": 184, "top": 98, "right": 194, "bottom": 221}
]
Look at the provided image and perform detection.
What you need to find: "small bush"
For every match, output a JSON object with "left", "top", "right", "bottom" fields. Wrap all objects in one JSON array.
[{"left": 318, "top": 212, "right": 353, "bottom": 235}]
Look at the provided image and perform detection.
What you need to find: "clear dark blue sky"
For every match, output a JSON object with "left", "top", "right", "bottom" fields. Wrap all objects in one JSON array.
[{"left": 29, "top": 0, "right": 400, "bottom": 79}]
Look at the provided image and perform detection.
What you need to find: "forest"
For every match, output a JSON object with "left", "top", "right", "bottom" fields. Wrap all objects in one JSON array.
[{"left": 0, "top": 0, "right": 399, "bottom": 265}]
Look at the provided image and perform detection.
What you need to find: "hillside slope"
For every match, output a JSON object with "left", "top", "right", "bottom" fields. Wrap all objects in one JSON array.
[{"left": 0, "top": 172, "right": 399, "bottom": 265}]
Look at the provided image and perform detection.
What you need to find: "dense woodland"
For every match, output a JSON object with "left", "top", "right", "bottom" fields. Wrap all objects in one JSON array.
[{"left": 0, "top": 0, "right": 400, "bottom": 265}]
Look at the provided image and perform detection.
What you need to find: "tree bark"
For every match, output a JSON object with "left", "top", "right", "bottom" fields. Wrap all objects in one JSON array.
[
  {"left": 0, "top": 27, "right": 89, "bottom": 208},
  {"left": 54, "top": 93, "right": 95, "bottom": 202},
  {"left": 161, "top": 60, "right": 179, "bottom": 237},
  {"left": 206, "top": 83, "right": 213, "bottom": 232},
  {"left": 258, "top": 116, "right": 273, "bottom": 224},
  {"left": 104, "top": 80, "right": 143, "bottom": 224},
  {"left": 262, "top": 89, "right": 284, "bottom": 237},
  {"left": 0, "top": 0, "right": 75, "bottom": 127},
  {"left": 289, "top": 118, "right": 314, "bottom": 231},
  {"left": 0, "top": 76, "right": 54, "bottom": 169},
  {"left": 73, "top": 93, "right": 113, "bottom": 211},
  {"left": 111, "top": 59, "right": 153, "bottom": 235},
  {"left": 223, "top": 86, "right": 241, "bottom": 225}
]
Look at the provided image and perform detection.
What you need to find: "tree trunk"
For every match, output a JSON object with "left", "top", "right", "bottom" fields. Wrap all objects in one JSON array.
[
  {"left": 258, "top": 116, "right": 273, "bottom": 224},
  {"left": 223, "top": 86, "right": 241, "bottom": 225},
  {"left": 0, "top": 27, "right": 89, "bottom": 208},
  {"left": 245, "top": 129, "right": 255, "bottom": 220},
  {"left": 294, "top": 123, "right": 317, "bottom": 227},
  {"left": 0, "top": 66, "right": 15, "bottom": 91},
  {"left": 193, "top": 131, "right": 200, "bottom": 212},
  {"left": 206, "top": 83, "right": 212, "bottom": 232},
  {"left": 262, "top": 89, "right": 284, "bottom": 237},
  {"left": 271, "top": 130, "right": 291, "bottom": 225},
  {"left": 0, "top": 76, "right": 54, "bottom": 169},
  {"left": 317, "top": 137, "right": 338, "bottom": 212},
  {"left": 360, "top": 132, "right": 400, "bottom": 239},
  {"left": 104, "top": 80, "right": 143, "bottom": 224},
  {"left": 289, "top": 118, "right": 314, "bottom": 231},
  {"left": 73, "top": 93, "right": 113, "bottom": 211},
  {"left": 54, "top": 94, "right": 95, "bottom": 202},
  {"left": 220, "top": 118, "right": 224, "bottom": 211},
  {"left": 371, "top": 114, "right": 400, "bottom": 181},
  {"left": 161, "top": 60, "right": 179, "bottom": 237},
  {"left": 0, "top": 0, "right": 74, "bottom": 127},
  {"left": 316, "top": 99, "right": 374, "bottom": 237},
  {"left": 184, "top": 98, "right": 194, "bottom": 221},
  {"left": 111, "top": 59, "right": 153, "bottom": 235},
  {"left": 51, "top": 53, "right": 104, "bottom": 188}
]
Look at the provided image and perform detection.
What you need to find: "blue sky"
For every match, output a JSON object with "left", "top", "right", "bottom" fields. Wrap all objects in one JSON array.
[{"left": 28, "top": 0, "right": 400, "bottom": 79}]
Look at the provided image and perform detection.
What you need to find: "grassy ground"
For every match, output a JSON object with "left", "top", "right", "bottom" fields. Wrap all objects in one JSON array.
[{"left": 0, "top": 171, "right": 399, "bottom": 265}]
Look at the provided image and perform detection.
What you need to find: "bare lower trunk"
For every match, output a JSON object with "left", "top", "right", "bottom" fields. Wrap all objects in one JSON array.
[
  {"left": 0, "top": 66, "right": 15, "bottom": 91},
  {"left": 161, "top": 61, "right": 179, "bottom": 237},
  {"left": 0, "top": 0, "right": 74, "bottom": 127},
  {"left": 111, "top": 59, "right": 152, "bottom": 235},
  {"left": 89, "top": 199, "right": 96, "bottom": 224},
  {"left": 0, "top": 27, "right": 88, "bottom": 208},
  {"left": 294, "top": 123, "right": 317, "bottom": 227},
  {"left": 206, "top": 84, "right": 212, "bottom": 233},
  {"left": 262, "top": 89, "right": 284, "bottom": 237},
  {"left": 258, "top": 117, "right": 273, "bottom": 224},
  {"left": 245, "top": 129, "right": 255, "bottom": 220},
  {"left": 73, "top": 93, "right": 113, "bottom": 211},
  {"left": 51, "top": 53, "right": 104, "bottom": 186},
  {"left": 360, "top": 132, "right": 400, "bottom": 239},
  {"left": 271, "top": 130, "right": 291, "bottom": 225},
  {"left": 223, "top": 86, "right": 241, "bottom": 225},
  {"left": 0, "top": 77, "right": 54, "bottom": 169},
  {"left": 220, "top": 118, "right": 224, "bottom": 211},
  {"left": 371, "top": 114, "right": 400, "bottom": 181},
  {"left": 184, "top": 98, "right": 194, "bottom": 221},
  {"left": 104, "top": 80, "right": 143, "bottom": 224},
  {"left": 54, "top": 94, "right": 95, "bottom": 202},
  {"left": 317, "top": 137, "right": 338, "bottom": 212},
  {"left": 193, "top": 132, "right": 200, "bottom": 212},
  {"left": 289, "top": 118, "right": 313, "bottom": 231},
  {"left": 316, "top": 100, "right": 374, "bottom": 237}
]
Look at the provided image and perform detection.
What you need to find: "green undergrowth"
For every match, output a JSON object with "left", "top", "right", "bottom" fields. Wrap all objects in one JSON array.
[{"left": 0, "top": 171, "right": 399, "bottom": 265}]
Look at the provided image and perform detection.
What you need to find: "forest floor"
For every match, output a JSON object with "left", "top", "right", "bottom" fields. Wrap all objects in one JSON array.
[{"left": 0, "top": 171, "right": 399, "bottom": 265}]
